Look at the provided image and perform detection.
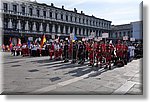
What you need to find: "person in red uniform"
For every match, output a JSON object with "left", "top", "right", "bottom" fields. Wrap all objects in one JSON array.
[
  {"left": 122, "top": 41, "right": 128, "bottom": 65},
  {"left": 109, "top": 42, "right": 115, "bottom": 65},
  {"left": 88, "top": 42, "right": 94, "bottom": 66},
  {"left": 116, "top": 40, "right": 123, "bottom": 60},
  {"left": 104, "top": 41, "right": 112, "bottom": 70},
  {"left": 95, "top": 41, "right": 103, "bottom": 68},
  {"left": 115, "top": 40, "right": 124, "bottom": 67},
  {"left": 85, "top": 41, "right": 89, "bottom": 60},
  {"left": 49, "top": 42, "right": 54, "bottom": 60}
]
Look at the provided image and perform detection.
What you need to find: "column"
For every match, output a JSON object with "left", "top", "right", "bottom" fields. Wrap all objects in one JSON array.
[
  {"left": 68, "top": 26, "right": 70, "bottom": 34},
  {"left": 63, "top": 25, "right": 66, "bottom": 34},
  {"left": 81, "top": 28, "right": 83, "bottom": 35},
  {"left": 33, "top": 22, "right": 36, "bottom": 32},
  {"left": 8, "top": 19, "right": 12, "bottom": 29},
  {"left": 8, "top": 3, "right": 12, "bottom": 13},
  {"left": 72, "top": 27, "right": 75, "bottom": 34},
  {"left": 77, "top": 17, "right": 79, "bottom": 23},
  {"left": 72, "top": 16, "right": 75, "bottom": 22},
  {"left": 52, "top": 24, "right": 55, "bottom": 33},
  {"left": 40, "top": 9, "right": 43, "bottom": 18},
  {"left": 26, "top": 5, "right": 29, "bottom": 16},
  {"left": 84, "top": 28, "right": 87, "bottom": 36},
  {"left": 33, "top": 7, "right": 36, "bottom": 17},
  {"left": 17, "top": 20, "right": 21, "bottom": 30},
  {"left": 58, "top": 13, "right": 61, "bottom": 20},
  {"left": 52, "top": 10, "right": 55, "bottom": 19},
  {"left": 77, "top": 27, "right": 79, "bottom": 35},
  {"left": 39, "top": 23, "right": 43, "bottom": 32},
  {"left": 25, "top": 21, "right": 29, "bottom": 31},
  {"left": 97, "top": 30, "right": 100, "bottom": 37},
  {"left": 63, "top": 14, "right": 66, "bottom": 21},
  {"left": 46, "top": 10, "right": 49, "bottom": 18},
  {"left": 58, "top": 25, "right": 61, "bottom": 34},
  {"left": 46, "top": 23, "right": 50, "bottom": 33},
  {"left": 18, "top": 4, "right": 21, "bottom": 15},
  {"left": 68, "top": 15, "right": 70, "bottom": 22},
  {"left": 88, "top": 29, "right": 90, "bottom": 36}
]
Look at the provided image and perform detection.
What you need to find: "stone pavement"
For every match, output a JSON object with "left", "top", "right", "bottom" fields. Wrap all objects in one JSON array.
[{"left": 1, "top": 52, "right": 143, "bottom": 95}]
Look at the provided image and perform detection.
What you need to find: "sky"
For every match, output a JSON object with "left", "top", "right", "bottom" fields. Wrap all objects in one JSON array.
[{"left": 32, "top": 0, "right": 142, "bottom": 25}]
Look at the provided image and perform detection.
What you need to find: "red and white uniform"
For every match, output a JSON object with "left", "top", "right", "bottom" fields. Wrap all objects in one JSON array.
[
  {"left": 54, "top": 44, "right": 60, "bottom": 59},
  {"left": 49, "top": 44, "right": 54, "bottom": 59},
  {"left": 116, "top": 44, "right": 123, "bottom": 58},
  {"left": 104, "top": 44, "right": 112, "bottom": 62},
  {"left": 96, "top": 44, "right": 103, "bottom": 65},
  {"left": 89, "top": 44, "right": 94, "bottom": 64}
]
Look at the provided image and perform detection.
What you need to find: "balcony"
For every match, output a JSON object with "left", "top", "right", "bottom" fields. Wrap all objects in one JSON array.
[{"left": 1, "top": 9, "right": 110, "bottom": 30}]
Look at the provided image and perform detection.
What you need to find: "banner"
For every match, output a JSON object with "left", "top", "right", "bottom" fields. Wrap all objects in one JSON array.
[
  {"left": 91, "top": 32, "right": 95, "bottom": 38},
  {"left": 123, "top": 36, "right": 128, "bottom": 40},
  {"left": 102, "top": 33, "right": 109, "bottom": 38},
  {"left": 70, "top": 33, "right": 74, "bottom": 40},
  {"left": 28, "top": 37, "right": 33, "bottom": 41},
  {"left": 130, "top": 38, "right": 135, "bottom": 41},
  {"left": 52, "top": 35, "right": 55, "bottom": 39},
  {"left": 98, "top": 37, "right": 102, "bottom": 41}
]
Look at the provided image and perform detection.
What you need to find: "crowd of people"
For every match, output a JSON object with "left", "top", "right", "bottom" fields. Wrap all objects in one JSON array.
[{"left": 1, "top": 38, "right": 143, "bottom": 70}]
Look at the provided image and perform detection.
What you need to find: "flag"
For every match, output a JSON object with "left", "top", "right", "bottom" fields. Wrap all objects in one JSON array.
[
  {"left": 74, "top": 35, "right": 77, "bottom": 40},
  {"left": 72, "top": 34, "right": 77, "bottom": 42},
  {"left": 27, "top": 40, "right": 30, "bottom": 48},
  {"left": 9, "top": 37, "right": 13, "bottom": 50},
  {"left": 40, "top": 34, "right": 46, "bottom": 48}
]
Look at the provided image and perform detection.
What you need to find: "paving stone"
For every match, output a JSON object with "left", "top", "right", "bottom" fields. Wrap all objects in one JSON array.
[
  {"left": 47, "top": 85, "right": 89, "bottom": 95},
  {"left": 92, "top": 86, "right": 115, "bottom": 95},
  {"left": 2, "top": 52, "right": 143, "bottom": 95}
]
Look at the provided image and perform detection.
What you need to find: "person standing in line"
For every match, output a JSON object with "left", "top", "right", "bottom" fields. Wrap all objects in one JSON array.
[
  {"left": 122, "top": 41, "right": 128, "bottom": 65},
  {"left": 85, "top": 41, "right": 89, "bottom": 60},
  {"left": 64, "top": 41, "right": 69, "bottom": 62},
  {"left": 54, "top": 42, "right": 60, "bottom": 60},
  {"left": 71, "top": 41, "right": 78, "bottom": 63},
  {"left": 88, "top": 41, "right": 94, "bottom": 66},
  {"left": 49, "top": 42, "right": 54, "bottom": 60},
  {"left": 78, "top": 41, "right": 85, "bottom": 64}
]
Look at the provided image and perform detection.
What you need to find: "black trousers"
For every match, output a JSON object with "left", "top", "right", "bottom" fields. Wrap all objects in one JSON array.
[
  {"left": 64, "top": 50, "right": 69, "bottom": 59},
  {"left": 85, "top": 51, "right": 88, "bottom": 59},
  {"left": 78, "top": 52, "right": 85, "bottom": 61},
  {"left": 73, "top": 51, "right": 77, "bottom": 59}
]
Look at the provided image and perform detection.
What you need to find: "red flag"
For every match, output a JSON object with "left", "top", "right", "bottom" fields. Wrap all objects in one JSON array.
[
  {"left": 40, "top": 35, "right": 46, "bottom": 48},
  {"left": 9, "top": 37, "right": 13, "bottom": 50}
]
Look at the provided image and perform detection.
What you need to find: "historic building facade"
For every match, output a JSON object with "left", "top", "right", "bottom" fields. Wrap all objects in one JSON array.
[
  {"left": 111, "top": 21, "right": 142, "bottom": 43},
  {"left": 111, "top": 24, "right": 133, "bottom": 41},
  {"left": 1, "top": 0, "right": 112, "bottom": 45}
]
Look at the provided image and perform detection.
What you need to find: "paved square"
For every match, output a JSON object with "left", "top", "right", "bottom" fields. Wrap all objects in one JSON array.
[{"left": 1, "top": 52, "right": 143, "bottom": 95}]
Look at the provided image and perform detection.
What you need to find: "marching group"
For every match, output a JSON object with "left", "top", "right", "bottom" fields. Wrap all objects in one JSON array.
[{"left": 2, "top": 38, "right": 143, "bottom": 70}]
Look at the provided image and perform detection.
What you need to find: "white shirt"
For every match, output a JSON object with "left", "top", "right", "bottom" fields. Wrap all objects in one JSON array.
[
  {"left": 54, "top": 44, "right": 60, "bottom": 51},
  {"left": 128, "top": 46, "right": 135, "bottom": 57}
]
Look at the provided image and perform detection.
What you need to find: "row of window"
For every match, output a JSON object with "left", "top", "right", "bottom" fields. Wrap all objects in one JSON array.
[
  {"left": 3, "top": 3, "right": 111, "bottom": 28},
  {"left": 4, "top": 20, "right": 104, "bottom": 36},
  {"left": 113, "top": 31, "right": 132, "bottom": 38}
]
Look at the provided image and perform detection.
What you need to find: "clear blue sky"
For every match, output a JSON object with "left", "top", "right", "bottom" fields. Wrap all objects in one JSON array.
[{"left": 33, "top": 0, "right": 142, "bottom": 25}]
